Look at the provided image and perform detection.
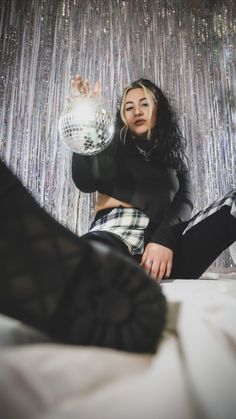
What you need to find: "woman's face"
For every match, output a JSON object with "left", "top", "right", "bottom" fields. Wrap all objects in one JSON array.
[{"left": 123, "top": 87, "right": 157, "bottom": 137}]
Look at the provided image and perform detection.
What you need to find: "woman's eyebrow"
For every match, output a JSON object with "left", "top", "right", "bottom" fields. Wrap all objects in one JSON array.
[{"left": 125, "top": 97, "right": 147, "bottom": 105}]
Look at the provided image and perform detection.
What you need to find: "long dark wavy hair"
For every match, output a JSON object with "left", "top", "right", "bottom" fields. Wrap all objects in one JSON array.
[{"left": 115, "top": 78, "right": 187, "bottom": 172}]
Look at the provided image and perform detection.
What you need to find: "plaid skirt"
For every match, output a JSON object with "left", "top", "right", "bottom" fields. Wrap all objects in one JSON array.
[{"left": 89, "top": 207, "right": 149, "bottom": 255}]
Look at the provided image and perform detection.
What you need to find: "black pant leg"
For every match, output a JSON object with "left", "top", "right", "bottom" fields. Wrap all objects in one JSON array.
[{"left": 171, "top": 205, "right": 236, "bottom": 279}]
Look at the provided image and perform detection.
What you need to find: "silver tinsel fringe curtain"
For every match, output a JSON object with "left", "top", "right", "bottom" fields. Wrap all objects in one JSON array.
[{"left": 0, "top": 0, "right": 235, "bottom": 271}]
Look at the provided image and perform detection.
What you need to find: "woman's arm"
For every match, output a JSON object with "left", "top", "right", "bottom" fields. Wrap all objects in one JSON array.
[
  {"left": 141, "top": 166, "right": 193, "bottom": 281},
  {"left": 72, "top": 153, "right": 100, "bottom": 193},
  {"left": 72, "top": 139, "right": 117, "bottom": 193},
  {"left": 150, "top": 166, "right": 193, "bottom": 250}
]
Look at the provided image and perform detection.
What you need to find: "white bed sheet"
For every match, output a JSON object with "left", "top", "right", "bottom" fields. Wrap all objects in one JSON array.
[{"left": 0, "top": 279, "right": 235, "bottom": 419}]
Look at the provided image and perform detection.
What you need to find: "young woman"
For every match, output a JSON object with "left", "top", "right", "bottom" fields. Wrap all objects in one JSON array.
[
  {"left": 0, "top": 76, "right": 235, "bottom": 354},
  {"left": 71, "top": 75, "right": 236, "bottom": 280}
]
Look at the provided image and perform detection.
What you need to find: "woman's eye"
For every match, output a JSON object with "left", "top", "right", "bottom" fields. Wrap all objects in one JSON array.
[
  {"left": 125, "top": 107, "right": 133, "bottom": 111},
  {"left": 142, "top": 103, "right": 149, "bottom": 107}
]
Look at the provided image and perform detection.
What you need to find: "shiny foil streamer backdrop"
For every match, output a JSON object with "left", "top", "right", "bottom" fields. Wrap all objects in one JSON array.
[{"left": 0, "top": 0, "right": 235, "bottom": 271}]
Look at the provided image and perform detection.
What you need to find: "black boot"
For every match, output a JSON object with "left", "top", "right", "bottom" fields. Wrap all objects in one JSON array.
[{"left": 0, "top": 160, "right": 167, "bottom": 353}]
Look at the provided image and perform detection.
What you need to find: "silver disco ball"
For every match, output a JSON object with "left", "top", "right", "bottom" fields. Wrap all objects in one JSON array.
[{"left": 59, "top": 97, "right": 114, "bottom": 155}]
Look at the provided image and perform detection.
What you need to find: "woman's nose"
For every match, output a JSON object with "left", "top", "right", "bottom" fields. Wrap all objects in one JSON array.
[{"left": 134, "top": 106, "right": 143, "bottom": 116}]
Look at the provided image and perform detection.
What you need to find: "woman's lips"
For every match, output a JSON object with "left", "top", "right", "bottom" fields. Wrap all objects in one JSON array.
[{"left": 134, "top": 120, "right": 146, "bottom": 126}]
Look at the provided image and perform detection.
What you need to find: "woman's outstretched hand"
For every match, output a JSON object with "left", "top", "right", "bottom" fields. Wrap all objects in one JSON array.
[
  {"left": 68, "top": 74, "right": 101, "bottom": 102},
  {"left": 141, "top": 243, "right": 173, "bottom": 281}
]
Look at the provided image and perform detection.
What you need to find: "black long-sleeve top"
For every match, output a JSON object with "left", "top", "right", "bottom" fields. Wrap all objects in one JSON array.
[{"left": 72, "top": 136, "right": 193, "bottom": 251}]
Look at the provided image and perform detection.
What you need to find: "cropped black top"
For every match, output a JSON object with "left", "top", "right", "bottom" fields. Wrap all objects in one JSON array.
[{"left": 72, "top": 135, "right": 193, "bottom": 251}]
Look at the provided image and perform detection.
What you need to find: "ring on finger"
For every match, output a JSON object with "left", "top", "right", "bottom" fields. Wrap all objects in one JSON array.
[{"left": 145, "top": 259, "right": 153, "bottom": 265}]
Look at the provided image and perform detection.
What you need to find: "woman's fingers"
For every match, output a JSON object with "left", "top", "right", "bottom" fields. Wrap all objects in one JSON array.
[
  {"left": 165, "top": 261, "right": 172, "bottom": 279},
  {"left": 141, "top": 243, "right": 173, "bottom": 281},
  {"left": 156, "top": 261, "right": 167, "bottom": 281},
  {"left": 85, "top": 79, "right": 92, "bottom": 96},
  {"left": 142, "top": 258, "right": 153, "bottom": 275},
  {"left": 74, "top": 75, "right": 86, "bottom": 94},
  {"left": 69, "top": 75, "right": 100, "bottom": 99},
  {"left": 93, "top": 80, "right": 101, "bottom": 98},
  {"left": 142, "top": 259, "right": 167, "bottom": 281},
  {"left": 69, "top": 75, "right": 86, "bottom": 97},
  {"left": 148, "top": 261, "right": 168, "bottom": 281}
]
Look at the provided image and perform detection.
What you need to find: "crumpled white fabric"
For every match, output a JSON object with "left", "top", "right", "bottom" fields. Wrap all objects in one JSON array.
[
  {"left": 0, "top": 279, "right": 235, "bottom": 419},
  {"left": 0, "top": 339, "right": 193, "bottom": 419}
]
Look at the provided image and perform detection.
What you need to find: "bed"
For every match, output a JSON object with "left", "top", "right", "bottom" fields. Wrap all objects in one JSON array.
[{"left": 0, "top": 277, "right": 236, "bottom": 419}]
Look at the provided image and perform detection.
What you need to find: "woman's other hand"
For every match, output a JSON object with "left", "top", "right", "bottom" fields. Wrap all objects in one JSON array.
[
  {"left": 141, "top": 243, "right": 173, "bottom": 281},
  {"left": 68, "top": 74, "right": 101, "bottom": 102}
]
